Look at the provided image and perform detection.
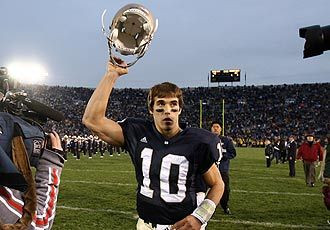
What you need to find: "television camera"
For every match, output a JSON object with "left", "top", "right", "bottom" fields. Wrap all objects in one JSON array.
[
  {"left": 0, "top": 66, "right": 64, "bottom": 125},
  {"left": 0, "top": 66, "right": 64, "bottom": 192},
  {"left": 299, "top": 25, "right": 330, "bottom": 58}
]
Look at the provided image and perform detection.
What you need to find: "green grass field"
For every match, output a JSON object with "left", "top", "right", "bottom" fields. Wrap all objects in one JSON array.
[{"left": 52, "top": 148, "right": 329, "bottom": 230}]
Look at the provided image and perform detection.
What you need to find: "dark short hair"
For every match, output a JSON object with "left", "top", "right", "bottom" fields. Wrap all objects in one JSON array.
[
  {"left": 306, "top": 133, "right": 315, "bottom": 137},
  {"left": 147, "top": 82, "right": 183, "bottom": 111},
  {"left": 211, "top": 121, "right": 222, "bottom": 127}
]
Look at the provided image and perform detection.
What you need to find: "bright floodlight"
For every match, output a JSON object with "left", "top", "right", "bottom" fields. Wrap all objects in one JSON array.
[{"left": 7, "top": 62, "right": 48, "bottom": 84}]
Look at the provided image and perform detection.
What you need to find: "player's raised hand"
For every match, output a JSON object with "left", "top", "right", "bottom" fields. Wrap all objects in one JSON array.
[
  {"left": 171, "top": 215, "right": 202, "bottom": 230},
  {"left": 106, "top": 57, "right": 128, "bottom": 77}
]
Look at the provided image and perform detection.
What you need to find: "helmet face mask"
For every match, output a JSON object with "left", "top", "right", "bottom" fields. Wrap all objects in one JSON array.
[{"left": 102, "top": 4, "right": 158, "bottom": 67}]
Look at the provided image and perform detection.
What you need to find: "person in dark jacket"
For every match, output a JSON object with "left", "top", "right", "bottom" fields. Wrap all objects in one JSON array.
[
  {"left": 211, "top": 121, "right": 236, "bottom": 215},
  {"left": 273, "top": 137, "right": 281, "bottom": 164},
  {"left": 264, "top": 139, "right": 274, "bottom": 168},
  {"left": 287, "top": 135, "right": 297, "bottom": 177}
]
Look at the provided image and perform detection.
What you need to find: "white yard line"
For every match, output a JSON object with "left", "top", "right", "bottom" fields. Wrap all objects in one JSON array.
[
  {"left": 248, "top": 176, "right": 304, "bottom": 181},
  {"left": 232, "top": 168, "right": 289, "bottom": 172},
  {"left": 57, "top": 205, "right": 136, "bottom": 217},
  {"left": 64, "top": 169, "right": 134, "bottom": 173},
  {"left": 63, "top": 180, "right": 321, "bottom": 196},
  {"left": 63, "top": 180, "right": 135, "bottom": 186},
  {"left": 232, "top": 189, "right": 320, "bottom": 197},
  {"left": 210, "top": 218, "right": 324, "bottom": 229},
  {"left": 57, "top": 205, "right": 325, "bottom": 229}
]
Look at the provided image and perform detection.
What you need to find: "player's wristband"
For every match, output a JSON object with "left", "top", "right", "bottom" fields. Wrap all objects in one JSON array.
[{"left": 191, "top": 199, "right": 216, "bottom": 224}]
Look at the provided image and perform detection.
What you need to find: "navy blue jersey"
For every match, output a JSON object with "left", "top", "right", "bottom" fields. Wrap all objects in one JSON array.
[
  {"left": 118, "top": 118, "right": 221, "bottom": 225},
  {"left": 287, "top": 141, "right": 297, "bottom": 158}
]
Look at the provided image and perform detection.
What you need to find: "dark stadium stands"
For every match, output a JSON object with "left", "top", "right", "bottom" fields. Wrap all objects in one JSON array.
[{"left": 21, "top": 83, "right": 329, "bottom": 146}]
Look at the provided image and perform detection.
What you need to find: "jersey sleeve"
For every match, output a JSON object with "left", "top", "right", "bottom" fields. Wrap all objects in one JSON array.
[
  {"left": 197, "top": 135, "right": 221, "bottom": 175},
  {"left": 117, "top": 117, "right": 146, "bottom": 156}
]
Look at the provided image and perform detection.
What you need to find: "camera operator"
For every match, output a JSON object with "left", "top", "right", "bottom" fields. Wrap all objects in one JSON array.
[
  {"left": 0, "top": 67, "right": 65, "bottom": 230},
  {"left": 0, "top": 113, "right": 65, "bottom": 230}
]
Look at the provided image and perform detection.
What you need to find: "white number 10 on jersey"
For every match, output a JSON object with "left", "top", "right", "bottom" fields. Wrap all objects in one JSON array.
[{"left": 140, "top": 148, "right": 189, "bottom": 203}]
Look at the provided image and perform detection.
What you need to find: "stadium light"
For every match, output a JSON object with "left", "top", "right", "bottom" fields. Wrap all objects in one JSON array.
[{"left": 7, "top": 61, "right": 48, "bottom": 84}]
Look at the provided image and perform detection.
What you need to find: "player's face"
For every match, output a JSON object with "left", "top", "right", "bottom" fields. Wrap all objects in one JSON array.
[
  {"left": 151, "top": 97, "right": 181, "bottom": 136},
  {"left": 211, "top": 123, "right": 222, "bottom": 136}
]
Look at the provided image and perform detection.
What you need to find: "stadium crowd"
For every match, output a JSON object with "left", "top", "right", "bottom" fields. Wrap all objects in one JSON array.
[{"left": 21, "top": 82, "right": 329, "bottom": 147}]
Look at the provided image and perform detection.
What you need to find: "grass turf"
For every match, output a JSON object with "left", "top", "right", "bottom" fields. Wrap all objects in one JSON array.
[{"left": 52, "top": 148, "right": 329, "bottom": 229}]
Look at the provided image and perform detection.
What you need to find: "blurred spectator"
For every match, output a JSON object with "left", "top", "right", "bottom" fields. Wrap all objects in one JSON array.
[
  {"left": 297, "top": 134, "right": 324, "bottom": 187},
  {"left": 279, "top": 137, "right": 287, "bottom": 163},
  {"left": 273, "top": 138, "right": 281, "bottom": 164},
  {"left": 287, "top": 135, "right": 297, "bottom": 177},
  {"left": 264, "top": 139, "right": 274, "bottom": 168}
]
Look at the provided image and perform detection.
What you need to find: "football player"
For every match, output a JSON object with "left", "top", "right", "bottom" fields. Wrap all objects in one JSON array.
[{"left": 83, "top": 58, "right": 224, "bottom": 230}]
